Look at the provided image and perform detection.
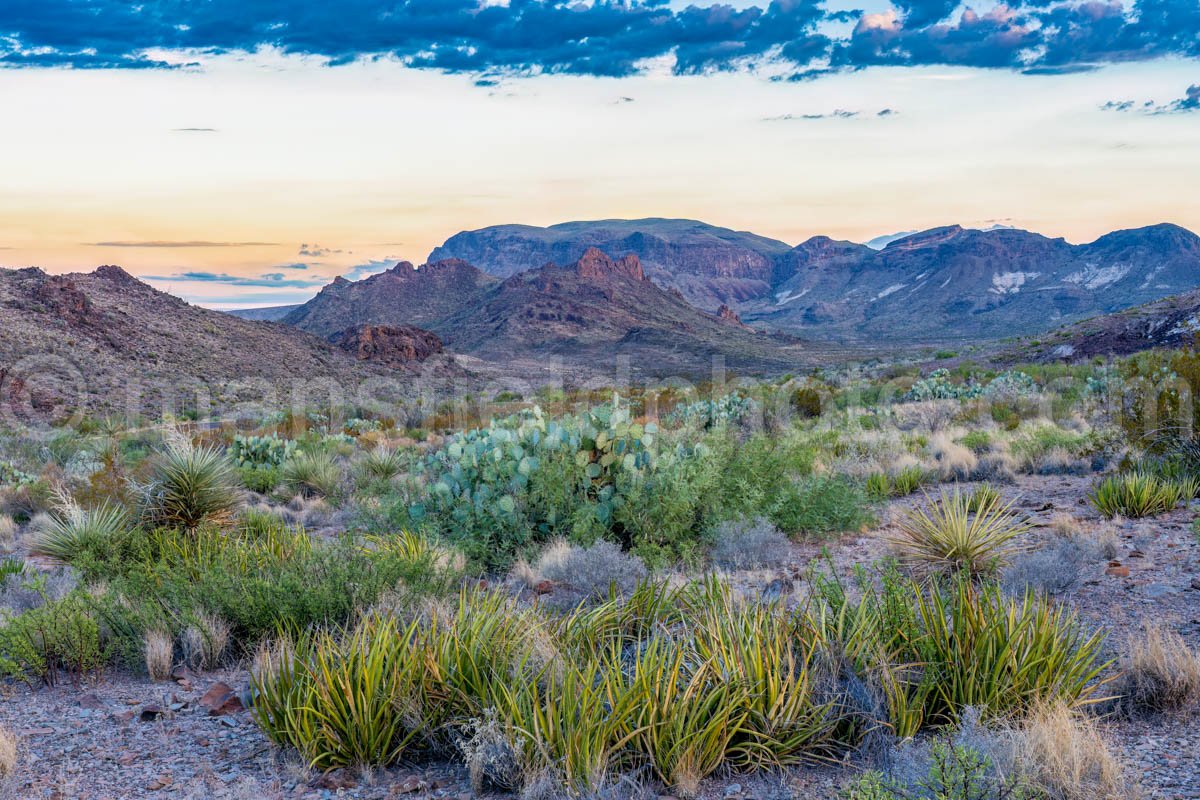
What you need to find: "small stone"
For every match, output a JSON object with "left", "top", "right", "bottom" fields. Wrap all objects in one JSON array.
[{"left": 1106, "top": 565, "right": 1130, "bottom": 578}]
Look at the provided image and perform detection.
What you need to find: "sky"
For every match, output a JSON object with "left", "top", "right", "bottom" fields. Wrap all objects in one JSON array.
[{"left": 0, "top": 0, "right": 1197, "bottom": 309}]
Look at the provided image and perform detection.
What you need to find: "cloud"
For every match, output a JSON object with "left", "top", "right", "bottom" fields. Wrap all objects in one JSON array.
[
  {"left": 1101, "top": 83, "right": 1200, "bottom": 114},
  {"left": 764, "top": 107, "right": 897, "bottom": 121},
  {"left": 143, "top": 271, "right": 327, "bottom": 288},
  {"left": 298, "top": 243, "right": 343, "bottom": 257},
  {"left": 89, "top": 240, "right": 278, "bottom": 247},
  {"left": 0, "top": 0, "right": 1196, "bottom": 79}
]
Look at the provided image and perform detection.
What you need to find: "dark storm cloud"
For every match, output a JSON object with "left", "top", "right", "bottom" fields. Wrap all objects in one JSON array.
[{"left": 0, "top": 0, "right": 1197, "bottom": 78}]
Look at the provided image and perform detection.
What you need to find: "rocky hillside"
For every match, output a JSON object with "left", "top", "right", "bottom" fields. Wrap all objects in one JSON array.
[
  {"left": 427, "top": 219, "right": 1200, "bottom": 343},
  {"left": 0, "top": 266, "right": 432, "bottom": 418},
  {"left": 282, "top": 259, "right": 498, "bottom": 337},
  {"left": 427, "top": 218, "right": 792, "bottom": 311},
  {"left": 1001, "top": 287, "right": 1200, "bottom": 362},
  {"left": 284, "top": 249, "right": 813, "bottom": 376}
]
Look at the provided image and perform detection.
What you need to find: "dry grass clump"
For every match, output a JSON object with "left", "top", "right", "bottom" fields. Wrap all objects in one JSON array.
[
  {"left": 1049, "top": 512, "right": 1083, "bottom": 537},
  {"left": 0, "top": 516, "right": 15, "bottom": 553},
  {"left": 143, "top": 629, "right": 175, "bottom": 681},
  {"left": 0, "top": 724, "right": 16, "bottom": 781},
  {"left": 1117, "top": 622, "right": 1200, "bottom": 716},
  {"left": 709, "top": 517, "right": 790, "bottom": 570},
  {"left": 180, "top": 611, "right": 231, "bottom": 671},
  {"left": 929, "top": 434, "right": 978, "bottom": 482},
  {"left": 1010, "top": 703, "right": 1129, "bottom": 800},
  {"left": 534, "top": 539, "right": 648, "bottom": 600}
]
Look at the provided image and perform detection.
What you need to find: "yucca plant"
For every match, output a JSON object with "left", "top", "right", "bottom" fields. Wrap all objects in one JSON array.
[
  {"left": 359, "top": 446, "right": 407, "bottom": 481},
  {"left": 1089, "top": 472, "right": 1183, "bottom": 518},
  {"left": 616, "top": 638, "right": 752, "bottom": 799},
  {"left": 916, "top": 578, "right": 1112, "bottom": 723},
  {"left": 251, "top": 616, "right": 425, "bottom": 769},
  {"left": 140, "top": 442, "right": 241, "bottom": 531},
  {"left": 688, "top": 578, "right": 837, "bottom": 768},
  {"left": 33, "top": 492, "right": 130, "bottom": 563},
  {"left": 890, "top": 489, "right": 1031, "bottom": 577},
  {"left": 493, "top": 649, "right": 640, "bottom": 793},
  {"left": 281, "top": 450, "right": 342, "bottom": 499}
]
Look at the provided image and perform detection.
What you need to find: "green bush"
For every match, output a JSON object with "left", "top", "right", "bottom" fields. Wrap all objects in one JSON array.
[
  {"left": 770, "top": 476, "right": 873, "bottom": 537},
  {"left": 843, "top": 739, "right": 1036, "bottom": 800},
  {"left": 0, "top": 588, "right": 106, "bottom": 685},
  {"left": 238, "top": 465, "right": 280, "bottom": 494}
]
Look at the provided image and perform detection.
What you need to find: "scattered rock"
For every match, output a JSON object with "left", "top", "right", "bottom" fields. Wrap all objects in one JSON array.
[{"left": 199, "top": 682, "right": 244, "bottom": 716}]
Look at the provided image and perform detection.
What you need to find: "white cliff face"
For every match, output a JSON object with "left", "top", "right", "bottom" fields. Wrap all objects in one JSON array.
[
  {"left": 990, "top": 271, "right": 1040, "bottom": 295},
  {"left": 1065, "top": 262, "right": 1131, "bottom": 290}
]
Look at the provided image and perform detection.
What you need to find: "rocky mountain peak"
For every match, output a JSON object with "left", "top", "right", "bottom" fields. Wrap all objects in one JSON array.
[
  {"left": 93, "top": 265, "right": 138, "bottom": 284},
  {"left": 573, "top": 247, "right": 646, "bottom": 282}
]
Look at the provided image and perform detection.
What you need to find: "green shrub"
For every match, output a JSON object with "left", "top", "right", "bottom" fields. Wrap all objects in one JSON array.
[
  {"left": 843, "top": 739, "right": 1036, "bottom": 800},
  {"left": 140, "top": 443, "right": 241, "bottom": 530},
  {"left": 238, "top": 465, "right": 280, "bottom": 494},
  {"left": 0, "top": 588, "right": 106, "bottom": 685},
  {"left": 770, "top": 476, "right": 873, "bottom": 537},
  {"left": 959, "top": 430, "right": 993, "bottom": 453}
]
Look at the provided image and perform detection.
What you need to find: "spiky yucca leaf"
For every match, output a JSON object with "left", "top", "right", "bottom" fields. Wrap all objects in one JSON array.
[
  {"left": 141, "top": 443, "right": 241, "bottom": 530},
  {"left": 33, "top": 495, "right": 130, "bottom": 563},
  {"left": 891, "top": 489, "right": 1031, "bottom": 577},
  {"left": 1090, "top": 472, "right": 1184, "bottom": 518}
]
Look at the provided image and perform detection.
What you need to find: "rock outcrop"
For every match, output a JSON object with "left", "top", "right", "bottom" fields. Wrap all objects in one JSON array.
[{"left": 329, "top": 324, "right": 444, "bottom": 366}]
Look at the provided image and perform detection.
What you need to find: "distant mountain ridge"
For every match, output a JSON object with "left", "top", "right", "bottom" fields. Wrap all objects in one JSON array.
[
  {"left": 1002, "top": 286, "right": 1200, "bottom": 363},
  {"left": 426, "top": 218, "right": 1200, "bottom": 342},
  {"left": 283, "top": 247, "right": 813, "bottom": 375},
  {"left": 428, "top": 218, "right": 792, "bottom": 311}
]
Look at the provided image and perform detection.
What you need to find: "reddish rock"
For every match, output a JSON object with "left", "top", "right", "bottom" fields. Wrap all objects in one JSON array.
[
  {"left": 716, "top": 303, "right": 744, "bottom": 325},
  {"left": 329, "top": 324, "right": 444, "bottom": 366},
  {"left": 1105, "top": 564, "right": 1131, "bottom": 578},
  {"left": 32, "top": 275, "right": 91, "bottom": 323},
  {"left": 573, "top": 247, "right": 647, "bottom": 282},
  {"left": 198, "top": 682, "right": 244, "bottom": 716}
]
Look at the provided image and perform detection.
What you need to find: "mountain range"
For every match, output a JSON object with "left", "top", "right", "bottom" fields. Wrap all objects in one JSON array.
[
  {"left": 426, "top": 219, "right": 1200, "bottom": 342},
  {"left": 282, "top": 248, "right": 812, "bottom": 376}
]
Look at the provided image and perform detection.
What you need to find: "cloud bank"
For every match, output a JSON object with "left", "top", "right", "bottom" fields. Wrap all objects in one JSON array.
[{"left": 0, "top": 0, "right": 1196, "bottom": 80}]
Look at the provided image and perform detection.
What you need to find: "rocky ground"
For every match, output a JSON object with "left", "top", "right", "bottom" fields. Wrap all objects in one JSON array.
[{"left": 1, "top": 474, "right": 1197, "bottom": 800}]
